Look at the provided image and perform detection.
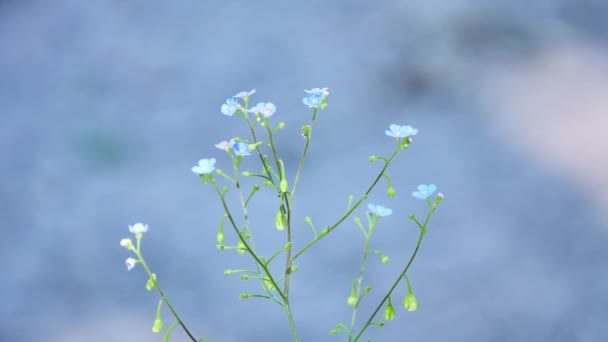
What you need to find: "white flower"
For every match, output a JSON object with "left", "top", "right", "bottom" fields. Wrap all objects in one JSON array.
[
  {"left": 129, "top": 223, "right": 149, "bottom": 235},
  {"left": 120, "top": 238, "right": 133, "bottom": 249},
  {"left": 125, "top": 258, "right": 137, "bottom": 271}
]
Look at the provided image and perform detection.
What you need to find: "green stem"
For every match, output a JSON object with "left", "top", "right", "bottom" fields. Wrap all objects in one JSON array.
[
  {"left": 349, "top": 219, "right": 376, "bottom": 338},
  {"left": 293, "top": 147, "right": 400, "bottom": 261},
  {"left": 211, "top": 181, "right": 287, "bottom": 303},
  {"left": 352, "top": 206, "right": 436, "bottom": 342},
  {"left": 136, "top": 255, "right": 198, "bottom": 342},
  {"left": 290, "top": 107, "right": 317, "bottom": 203},
  {"left": 284, "top": 304, "right": 300, "bottom": 342}
]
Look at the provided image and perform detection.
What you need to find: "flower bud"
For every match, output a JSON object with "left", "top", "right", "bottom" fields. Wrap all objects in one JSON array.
[
  {"left": 216, "top": 231, "right": 225, "bottom": 244},
  {"left": 120, "top": 238, "right": 134, "bottom": 250},
  {"left": 239, "top": 293, "right": 250, "bottom": 299},
  {"left": 280, "top": 179, "right": 288, "bottom": 193},
  {"left": 347, "top": 295, "right": 358, "bottom": 307},
  {"left": 387, "top": 187, "right": 396, "bottom": 198},
  {"left": 301, "top": 125, "right": 311, "bottom": 138},
  {"left": 152, "top": 319, "right": 163, "bottom": 333},
  {"left": 383, "top": 297, "right": 396, "bottom": 321},
  {"left": 237, "top": 240, "right": 247, "bottom": 254},
  {"left": 289, "top": 265, "right": 298, "bottom": 274},
  {"left": 242, "top": 171, "right": 253, "bottom": 177},
  {"left": 145, "top": 274, "right": 157, "bottom": 291},
  {"left": 216, "top": 244, "right": 225, "bottom": 251},
  {"left": 369, "top": 155, "right": 379, "bottom": 162},
  {"left": 223, "top": 269, "right": 233, "bottom": 275},
  {"left": 402, "top": 292, "right": 418, "bottom": 312},
  {"left": 381, "top": 256, "right": 389, "bottom": 264},
  {"left": 275, "top": 210, "right": 286, "bottom": 231}
]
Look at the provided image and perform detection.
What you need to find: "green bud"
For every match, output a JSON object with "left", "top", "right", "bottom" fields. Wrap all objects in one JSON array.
[
  {"left": 216, "top": 244, "right": 225, "bottom": 251},
  {"left": 387, "top": 187, "right": 396, "bottom": 198},
  {"left": 304, "top": 216, "right": 312, "bottom": 225},
  {"left": 402, "top": 292, "right": 418, "bottom": 312},
  {"left": 280, "top": 179, "right": 288, "bottom": 193},
  {"left": 240, "top": 275, "right": 249, "bottom": 280},
  {"left": 275, "top": 210, "right": 286, "bottom": 231},
  {"left": 239, "top": 293, "right": 250, "bottom": 299},
  {"left": 381, "top": 256, "right": 389, "bottom": 264},
  {"left": 264, "top": 180, "right": 273, "bottom": 187},
  {"left": 289, "top": 265, "right": 298, "bottom": 274},
  {"left": 146, "top": 274, "right": 157, "bottom": 291},
  {"left": 237, "top": 240, "right": 247, "bottom": 254},
  {"left": 216, "top": 231, "right": 224, "bottom": 244},
  {"left": 408, "top": 214, "right": 416, "bottom": 221},
  {"left": 152, "top": 319, "right": 164, "bottom": 333},
  {"left": 301, "top": 125, "right": 311, "bottom": 138},
  {"left": 369, "top": 155, "right": 379, "bottom": 162},
  {"left": 347, "top": 295, "right": 358, "bottom": 307},
  {"left": 363, "top": 286, "right": 371, "bottom": 294},
  {"left": 329, "top": 330, "right": 338, "bottom": 336},
  {"left": 242, "top": 171, "right": 253, "bottom": 177},
  {"left": 277, "top": 122, "right": 286, "bottom": 129},
  {"left": 383, "top": 297, "right": 396, "bottom": 321},
  {"left": 263, "top": 279, "right": 276, "bottom": 292},
  {"left": 223, "top": 269, "right": 233, "bottom": 276}
]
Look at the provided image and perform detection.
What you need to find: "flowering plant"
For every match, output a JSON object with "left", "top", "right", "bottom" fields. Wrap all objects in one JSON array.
[{"left": 120, "top": 87, "right": 444, "bottom": 341}]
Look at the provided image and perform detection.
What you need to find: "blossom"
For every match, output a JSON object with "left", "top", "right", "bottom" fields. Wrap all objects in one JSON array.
[
  {"left": 129, "top": 223, "right": 148, "bottom": 235},
  {"left": 412, "top": 184, "right": 437, "bottom": 200},
  {"left": 215, "top": 139, "right": 235, "bottom": 151},
  {"left": 233, "top": 89, "right": 256, "bottom": 99},
  {"left": 120, "top": 238, "right": 133, "bottom": 249},
  {"left": 303, "top": 87, "right": 329, "bottom": 108},
  {"left": 125, "top": 257, "right": 137, "bottom": 271},
  {"left": 368, "top": 203, "right": 393, "bottom": 217},
  {"left": 221, "top": 98, "right": 238, "bottom": 116},
  {"left": 192, "top": 158, "right": 216, "bottom": 174},
  {"left": 248, "top": 102, "right": 276, "bottom": 118},
  {"left": 385, "top": 124, "right": 418, "bottom": 138},
  {"left": 233, "top": 142, "right": 251, "bottom": 156}
]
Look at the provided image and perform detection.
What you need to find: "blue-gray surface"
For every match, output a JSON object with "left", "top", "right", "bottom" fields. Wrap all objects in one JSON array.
[{"left": 2, "top": 1, "right": 608, "bottom": 341}]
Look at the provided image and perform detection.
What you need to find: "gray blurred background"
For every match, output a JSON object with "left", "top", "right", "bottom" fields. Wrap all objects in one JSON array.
[{"left": 2, "top": 0, "right": 608, "bottom": 341}]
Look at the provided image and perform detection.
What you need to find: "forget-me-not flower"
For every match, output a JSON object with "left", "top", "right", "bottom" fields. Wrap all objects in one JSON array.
[
  {"left": 233, "top": 89, "right": 256, "bottom": 99},
  {"left": 385, "top": 124, "right": 418, "bottom": 138},
  {"left": 125, "top": 257, "right": 137, "bottom": 271},
  {"left": 192, "top": 158, "right": 216, "bottom": 174},
  {"left": 368, "top": 203, "right": 393, "bottom": 217},
  {"left": 221, "top": 98, "right": 238, "bottom": 116},
  {"left": 215, "top": 139, "right": 235, "bottom": 151},
  {"left": 303, "top": 87, "right": 329, "bottom": 108},
  {"left": 233, "top": 142, "right": 251, "bottom": 156},
  {"left": 248, "top": 102, "right": 277, "bottom": 118},
  {"left": 412, "top": 184, "right": 437, "bottom": 199},
  {"left": 129, "top": 223, "right": 148, "bottom": 235}
]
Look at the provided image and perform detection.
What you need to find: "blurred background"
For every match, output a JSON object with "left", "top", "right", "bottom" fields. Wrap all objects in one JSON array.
[{"left": 1, "top": 0, "right": 607, "bottom": 341}]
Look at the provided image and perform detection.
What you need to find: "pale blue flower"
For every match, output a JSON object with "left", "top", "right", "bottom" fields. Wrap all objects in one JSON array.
[
  {"left": 385, "top": 124, "right": 418, "bottom": 138},
  {"left": 233, "top": 89, "right": 256, "bottom": 98},
  {"left": 129, "top": 223, "right": 148, "bottom": 235},
  {"left": 233, "top": 142, "right": 251, "bottom": 156},
  {"left": 303, "top": 87, "right": 329, "bottom": 108},
  {"left": 368, "top": 203, "right": 392, "bottom": 217},
  {"left": 125, "top": 257, "right": 137, "bottom": 271},
  {"left": 215, "top": 139, "right": 235, "bottom": 151},
  {"left": 192, "top": 158, "right": 216, "bottom": 174},
  {"left": 248, "top": 102, "right": 276, "bottom": 118},
  {"left": 412, "top": 184, "right": 436, "bottom": 199},
  {"left": 221, "top": 98, "right": 238, "bottom": 116}
]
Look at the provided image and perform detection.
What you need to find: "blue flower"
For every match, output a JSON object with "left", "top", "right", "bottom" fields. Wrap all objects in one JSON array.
[
  {"left": 368, "top": 203, "right": 393, "bottom": 217},
  {"left": 233, "top": 89, "right": 256, "bottom": 99},
  {"left": 129, "top": 223, "right": 149, "bottom": 235},
  {"left": 412, "top": 184, "right": 436, "bottom": 199},
  {"left": 233, "top": 142, "right": 251, "bottom": 156},
  {"left": 192, "top": 158, "right": 216, "bottom": 174},
  {"left": 385, "top": 124, "right": 418, "bottom": 138},
  {"left": 303, "top": 87, "right": 329, "bottom": 108},
  {"left": 215, "top": 139, "right": 235, "bottom": 151},
  {"left": 248, "top": 102, "right": 277, "bottom": 118},
  {"left": 221, "top": 98, "right": 238, "bottom": 116}
]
